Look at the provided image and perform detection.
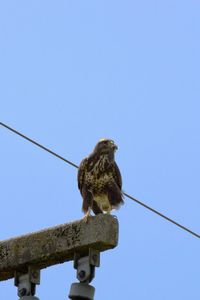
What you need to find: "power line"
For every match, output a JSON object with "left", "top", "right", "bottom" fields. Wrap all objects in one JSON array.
[
  {"left": 123, "top": 192, "right": 199, "bottom": 238},
  {"left": 1, "top": 121, "right": 199, "bottom": 239},
  {"left": 0, "top": 122, "right": 78, "bottom": 168}
]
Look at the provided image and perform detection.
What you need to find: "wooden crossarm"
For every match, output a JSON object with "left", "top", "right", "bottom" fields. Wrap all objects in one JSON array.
[{"left": 0, "top": 214, "right": 118, "bottom": 281}]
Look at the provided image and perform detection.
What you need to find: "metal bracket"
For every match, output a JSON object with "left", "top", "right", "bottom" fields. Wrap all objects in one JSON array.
[
  {"left": 68, "top": 248, "right": 100, "bottom": 300},
  {"left": 14, "top": 266, "right": 40, "bottom": 300},
  {"left": 74, "top": 248, "right": 100, "bottom": 283}
]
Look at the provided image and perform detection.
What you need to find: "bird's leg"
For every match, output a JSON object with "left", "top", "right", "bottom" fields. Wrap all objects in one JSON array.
[{"left": 82, "top": 209, "right": 91, "bottom": 223}]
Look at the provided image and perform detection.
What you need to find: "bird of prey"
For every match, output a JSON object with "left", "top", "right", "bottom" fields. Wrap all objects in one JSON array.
[{"left": 77, "top": 139, "right": 124, "bottom": 221}]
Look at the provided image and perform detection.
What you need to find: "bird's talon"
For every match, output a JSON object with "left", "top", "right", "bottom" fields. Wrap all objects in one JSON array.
[{"left": 82, "top": 212, "right": 91, "bottom": 223}]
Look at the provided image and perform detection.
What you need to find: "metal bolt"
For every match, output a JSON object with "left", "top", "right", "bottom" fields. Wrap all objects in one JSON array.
[
  {"left": 32, "top": 271, "right": 38, "bottom": 279},
  {"left": 78, "top": 270, "right": 86, "bottom": 279}
]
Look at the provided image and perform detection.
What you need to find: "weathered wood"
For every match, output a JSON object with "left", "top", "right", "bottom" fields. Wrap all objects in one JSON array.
[{"left": 0, "top": 214, "right": 118, "bottom": 281}]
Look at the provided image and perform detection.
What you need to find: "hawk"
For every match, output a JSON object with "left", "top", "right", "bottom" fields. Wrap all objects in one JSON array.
[{"left": 77, "top": 139, "right": 124, "bottom": 221}]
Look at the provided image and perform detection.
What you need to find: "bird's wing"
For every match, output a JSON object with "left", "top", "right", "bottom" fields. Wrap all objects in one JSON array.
[
  {"left": 113, "top": 162, "right": 122, "bottom": 190},
  {"left": 77, "top": 157, "right": 88, "bottom": 194}
]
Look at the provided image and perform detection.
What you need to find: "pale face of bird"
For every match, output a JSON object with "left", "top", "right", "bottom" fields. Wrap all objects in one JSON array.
[{"left": 94, "top": 139, "right": 118, "bottom": 155}]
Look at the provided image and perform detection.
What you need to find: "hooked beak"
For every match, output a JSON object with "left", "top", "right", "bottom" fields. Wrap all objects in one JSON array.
[{"left": 113, "top": 144, "right": 118, "bottom": 151}]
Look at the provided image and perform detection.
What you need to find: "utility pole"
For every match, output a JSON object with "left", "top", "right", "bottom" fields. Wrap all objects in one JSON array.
[{"left": 0, "top": 214, "right": 119, "bottom": 299}]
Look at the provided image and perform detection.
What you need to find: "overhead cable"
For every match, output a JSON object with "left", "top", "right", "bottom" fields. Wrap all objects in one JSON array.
[{"left": 1, "top": 122, "right": 199, "bottom": 239}]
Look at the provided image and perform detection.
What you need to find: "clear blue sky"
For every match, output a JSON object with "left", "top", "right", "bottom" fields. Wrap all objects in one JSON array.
[{"left": 0, "top": 1, "right": 200, "bottom": 299}]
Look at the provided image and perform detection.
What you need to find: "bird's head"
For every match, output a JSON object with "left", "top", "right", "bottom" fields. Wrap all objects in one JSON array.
[{"left": 93, "top": 138, "right": 118, "bottom": 156}]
